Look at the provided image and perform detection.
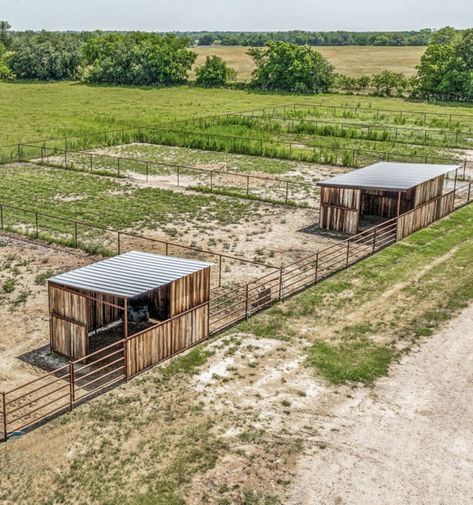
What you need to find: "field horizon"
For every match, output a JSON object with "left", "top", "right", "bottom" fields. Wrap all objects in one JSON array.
[{"left": 193, "top": 45, "right": 427, "bottom": 80}]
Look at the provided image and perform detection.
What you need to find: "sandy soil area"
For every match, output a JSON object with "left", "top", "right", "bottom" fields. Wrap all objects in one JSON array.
[
  {"left": 288, "top": 304, "right": 473, "bottom": 505},
  {"left": 0, "top": 234, "right": 95, "bottom": 391}
]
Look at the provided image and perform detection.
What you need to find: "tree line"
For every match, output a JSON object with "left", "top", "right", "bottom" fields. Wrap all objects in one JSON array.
[
  {"left": 183, "top": 30, "right": 432, "bottom": 47},
  {"left": 0, "top": 22, "right": 472, "bottom": 102}
]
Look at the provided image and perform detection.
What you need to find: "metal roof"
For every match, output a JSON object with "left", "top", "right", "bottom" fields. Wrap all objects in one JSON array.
[
  {"left": 317, "top": 162, "right": 460, "bottom": 192},
  {"left": 49, "top": 251, "right": 212, "bottom": 299}
]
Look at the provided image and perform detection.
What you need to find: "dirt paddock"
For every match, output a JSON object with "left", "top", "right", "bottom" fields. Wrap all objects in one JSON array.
[{"left": 0, "top": 234, "right": 95, "bottom": 392}]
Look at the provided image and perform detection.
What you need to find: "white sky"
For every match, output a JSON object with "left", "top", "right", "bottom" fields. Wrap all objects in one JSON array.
[{"left": 1, "top": 0, "right": 472, "bottom": 32}]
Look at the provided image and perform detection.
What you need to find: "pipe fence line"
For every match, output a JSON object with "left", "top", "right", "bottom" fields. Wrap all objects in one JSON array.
[
  {"left": 1, "top": 182, "right": 472, "bottom": 441},
  {"left": 0, "top": 302, "right": 207, "bottom": 441},
  {"left": 0, "top": 201, "right": 278, "bottom": 290},
  {"left": 118, "top": 125, "right": 470, "bottom": 171},
  {"left": 15, "top": 143, "right": 319, "bottom": 208},
  {"left": 248, "top": 103, "right": 473, "bottom": 125},
  {"left": 208, "top": 181, "right": 473, "bottom": 334},
  {"left": 236, "top": 113, "right": 473, "bottom": 150}
]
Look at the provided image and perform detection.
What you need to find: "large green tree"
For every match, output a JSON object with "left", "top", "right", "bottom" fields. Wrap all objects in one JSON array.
[
  {"left": 415, "top": 27, "right": 473, "bottom": 101},
  {"left": 84, "top": 33, "right": 196, "bottom": 86},
  {"left": 195, "top": 55, "right": 236, "bottom": 87},
  {"left": 9, "top": 33, "right": 83, "bottom": 80},
  {"left": 248, "top": 41, "right": 334, "bottom": 93}
]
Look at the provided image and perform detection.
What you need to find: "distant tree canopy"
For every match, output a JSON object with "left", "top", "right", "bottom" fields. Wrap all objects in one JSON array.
[
  {"left": 415, "top": 27, "right": 473, "bottom": 101},
  {"left": 249, "top": 42, "right": 334, "bottom": 93},
  {"left": 83, "top": 33, "right": 196, "bottom": 85},
  {"left": 195, "top": 55, "right": 236, "bottom": 88},
  {"left": 187, "top": 30, "right": 432, "bottom": 47},
  {"left": 9, "top": 33, "right": 83, "bottom": 80},
  {"left": 0, "top": 43, "right": 14, "bottom": 80}
]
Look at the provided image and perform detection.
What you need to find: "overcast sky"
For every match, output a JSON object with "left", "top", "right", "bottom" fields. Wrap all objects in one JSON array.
[{"left": 1, "top": 0, "right": 472, "bottom": 32}]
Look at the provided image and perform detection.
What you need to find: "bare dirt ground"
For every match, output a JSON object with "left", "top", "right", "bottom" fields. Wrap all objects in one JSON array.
[
  {"left": 288, "top": 303, "right": 473, "bottom": 505},
  {"left": 0, "top": 234, "right": 94, "bottom": 391}
]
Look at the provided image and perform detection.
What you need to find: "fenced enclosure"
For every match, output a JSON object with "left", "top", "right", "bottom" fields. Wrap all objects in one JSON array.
[
  {"left": 2, "top": 103, "right": 473, "bottom": 442},
  {"left": 0, "top": 202, "right": 277, "bottom": 288},
  {"left": 1, "top": 180, "right": 472, "bottom": 442}
]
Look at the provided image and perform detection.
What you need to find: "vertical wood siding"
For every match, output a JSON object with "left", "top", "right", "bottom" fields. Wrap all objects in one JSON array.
[
  {"left": 414, "top": 176, "right": 445, "bottom": 207},
  {"left": 397, "top": 191, "right": 455, "bottom": 240},
  {"left": 126, "top": 304, "right": 209, "bottom": 377},
  {"left": 49, "top": 284, "right": 89, "bottom": 358}
]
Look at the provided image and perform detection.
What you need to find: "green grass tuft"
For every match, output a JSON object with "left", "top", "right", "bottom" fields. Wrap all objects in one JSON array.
[{"left": 307, "top": 340, "right": 394, "bottom": 385}]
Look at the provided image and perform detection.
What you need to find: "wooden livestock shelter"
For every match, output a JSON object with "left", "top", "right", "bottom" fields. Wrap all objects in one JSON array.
[
  {"left": 317, "top": 162, "right": 460, "bottom": 234},
  {"left": 48, "top": 251, "right": 212, "bottom": 374}
]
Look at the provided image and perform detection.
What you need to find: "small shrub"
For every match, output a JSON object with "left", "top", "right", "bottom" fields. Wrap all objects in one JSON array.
[{"left": 2, "top": 277, "right": 16, "bottom": 293}]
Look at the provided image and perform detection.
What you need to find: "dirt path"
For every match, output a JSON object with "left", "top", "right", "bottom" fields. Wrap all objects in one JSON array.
[{"left": 289, "top": 304, "right": 473, "bottom": 505}]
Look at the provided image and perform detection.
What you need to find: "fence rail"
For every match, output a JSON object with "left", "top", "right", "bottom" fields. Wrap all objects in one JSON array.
[
  {"left": 15, "top": 143, "right": 318, "bottom": 208},
  {"left": 0, "top": 201, "right": 277, "bottom": 289}
]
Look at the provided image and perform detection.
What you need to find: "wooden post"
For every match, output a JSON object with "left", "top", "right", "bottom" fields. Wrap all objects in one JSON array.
[
  {"left": 372, "top": 226, "right": 377, "bottom": 252},
  {"left": 35, "top": 211, "right": 39, "bottom": 239},
  {"left": 285, "top": 181, "right": 289, "bottom": 204},
  {"left": 468, "top": 182, "right": 471, "bottom": 203},
  {"left": 117, "top": 232, "right": 121, "bottom": 255},
  {"left": 396, "top": 192, "right": 402, "bottom": 217},
  {"left": 246, "top": 176, "right": 250, "bottom": 196},
  {"left": 0, "top": 204, "right": 3, "bottom": 231},
  {"left": 454, "top": 168, "right": 458, "bottom": 192}
]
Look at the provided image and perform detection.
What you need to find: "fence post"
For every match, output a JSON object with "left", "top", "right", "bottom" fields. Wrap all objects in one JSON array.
[
  {"left": 468, "top": 182, "right": 471, "bottom": 204},
  {"left": 246, "top": 176, "right": 250, "bottom": 196},
  {"left": 35, "top": 211, "right": 39, "bottom": 239},
  {"left": 245, "top": 284, "right": 249, "bottom": 320},
  {"left": 41, "top": 146, "right": 45, "bottom": 164},
  {"left": 0, "top": 205, "right": 3, "bottom": 231},
  {"left": 217, "top": 255, "right": 222, "bottom": 287},
  {"left": 117, "top": 232, "right": 121, "bottom": 255},
  {"left": 177, "top": 166, "right": 180, "bottom": 187},
  {"left": 372, "top": 227, "right": 377, "bottom": 252},
  {"left": 2, "top": 392, "right": 6, "bottom": 442},
  {"left": 69, "top": 363, "right": 75, "bottom": 411},
  {"left": 165, "top": 242, "right": 169, "bottom": 256},
  {"left": 279, "top": 266, "right": 284, "bottom": 301},
  {"left": 117, "top": 157, "right": 121, "bottom": 177},
  {"left": 17, "top": 144, "right": 21, "bottom": 161},
  {"left": 314, "top": 253, "right": 319, "bottom": 284},
  {"left": 210, "top": 170, "right": 213, "bottom": 191},
  {"left": 146, "top": 162, "right": 149, "bottom": 182},
  {"left": 285, "top": 181, "right": 289, "bottom": 204},
  {"left": 90, "top": 154, "right": 93, "bottom": 172},
  {"left": 73, "top": 221, "right": 78, "bottom": 248}
]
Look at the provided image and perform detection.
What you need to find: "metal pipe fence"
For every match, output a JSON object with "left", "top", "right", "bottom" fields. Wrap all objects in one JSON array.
[
  {"left": 16, "top": 143, "right": 319, "bottom": 208},
  {"left": 1, "top": 181, "right": 472, "bottom": 442},
  {"left": 208, "top": 181, "right": 473, "bottom": 334},
  {"left": 0, "top": 201, "right": 277, "bottom": 289}
]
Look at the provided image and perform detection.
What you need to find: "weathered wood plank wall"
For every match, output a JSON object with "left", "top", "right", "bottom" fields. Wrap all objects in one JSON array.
[{"left": 127, "top": 304, "right": 209, "bottom": 377}]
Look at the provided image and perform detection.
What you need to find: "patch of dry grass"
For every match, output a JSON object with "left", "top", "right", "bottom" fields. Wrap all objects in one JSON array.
[{"left": 193, "top": 45, "right": 426, "bottom": 80}]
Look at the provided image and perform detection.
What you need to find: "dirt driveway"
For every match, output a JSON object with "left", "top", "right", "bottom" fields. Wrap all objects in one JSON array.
[{"left": 289, "top": 304, "right": 473, "bottom": 505}]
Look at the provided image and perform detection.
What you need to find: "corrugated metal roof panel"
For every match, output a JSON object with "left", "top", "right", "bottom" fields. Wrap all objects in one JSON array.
[
  {"left": 317, "top": 162, "right": 460, "bottom": 191},
  {"left": 49, "top": 251, "right": 212, "bottom": 298}
]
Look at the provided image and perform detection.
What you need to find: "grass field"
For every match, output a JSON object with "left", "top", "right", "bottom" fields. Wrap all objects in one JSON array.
[
  {"left": 2, "top": 82, "right": 473, "bottom": 146},
  {"left": 193, "top": 45, "right": 427, "bottom": 80}
]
